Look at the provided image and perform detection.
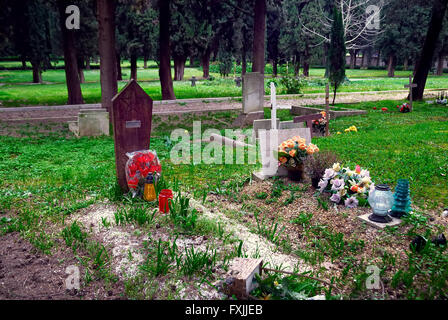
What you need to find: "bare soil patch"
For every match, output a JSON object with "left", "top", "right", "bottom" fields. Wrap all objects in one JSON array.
[{"left": 0, "top": 232, "right": 125, "bottom": 300}]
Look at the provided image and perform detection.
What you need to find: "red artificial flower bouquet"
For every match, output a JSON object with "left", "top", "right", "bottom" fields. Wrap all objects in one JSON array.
[
  {"left": 125, "top": 150, "right": 162, "bottom": 196},
  {"left": 397, "top": 103, "right": 411, "bottom": 113}
]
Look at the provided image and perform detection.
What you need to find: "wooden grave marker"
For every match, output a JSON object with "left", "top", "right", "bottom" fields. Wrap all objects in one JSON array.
[
  {"left": 111, "top": 80, "right": 153, "bottom": 192},
  {"left": 404, "top": 75, "right": 417, "bottom": 111}
]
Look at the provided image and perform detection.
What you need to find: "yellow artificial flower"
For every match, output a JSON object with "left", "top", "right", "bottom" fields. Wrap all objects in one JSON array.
[
  {"left": 337, "top": 131, "right": 342, "bottom": 135},
  {"left": 289, "top": 149, "right": 297, "bottom": 157},
  {"left": 344, "top": 128, "right": 350, "bottom": 132},
  {"left": 332, "top": 163, "right": 341, "bottom": 172}
]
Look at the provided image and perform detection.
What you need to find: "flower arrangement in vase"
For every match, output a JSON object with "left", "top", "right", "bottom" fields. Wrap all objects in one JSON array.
[
  {"left": 397, "top": 103, "right": 411, "bottom": 113},
  {"left": 277, "top": 136, "right": 319, "bottom": 181},
  {"left": 312, "top": 111, "right": 329, "bottom": 136},
  {"left": 317, "top": 163, "right": 374, "bottom": 208}
]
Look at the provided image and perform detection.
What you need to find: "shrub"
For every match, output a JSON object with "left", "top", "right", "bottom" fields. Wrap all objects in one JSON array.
[{"left": 279, "top": 76, "right": 305, "bottom": 94}]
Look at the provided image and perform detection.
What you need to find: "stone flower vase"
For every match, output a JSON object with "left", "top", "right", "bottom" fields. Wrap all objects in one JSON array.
[
  {"left": 311, "top": 177, "right": 320, "bottom": 189},
  {"left": 285, "top": 163, "right": 305, "bottom": 181}
]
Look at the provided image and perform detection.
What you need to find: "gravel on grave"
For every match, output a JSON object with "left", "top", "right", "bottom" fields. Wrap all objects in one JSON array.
[
  {"left": 69, "top": 202, "right": 227, "bottom": 300},
  {"left": 203, "top": 178, "right": 447, "bottom": 298}
]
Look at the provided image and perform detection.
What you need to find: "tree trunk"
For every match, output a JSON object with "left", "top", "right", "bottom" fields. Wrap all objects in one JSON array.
[
  {"left": 387, "top": 54, "right": 396, "bottom": 77},
  {"left": 361, "top": 52, "right": 366, "bottom": 69},
  {"left": 272, "top": 59, "right": 278, "bottom": 77},
  {"left": 116, "top": 53, "right": 122, "bottom": 81},
  {"left": 376, "top": 50, "right": 380, "bottom": 67},
  {"left": 31, "top": 62, "right": 42, "bottom": 84},
  {"left": 21, "top": 56, "right": 26, "bottom": 70},
  {"left": 58, "top": 1, "right": 84, "bottom": 104},
  {"left": 294, "top": 55, "right": 301, "bottom": 77},
  {"left": 303, "top": 62, "right": 309, "bottom": 77},
  {"left": 77, "top": 57, "right": 85, "bottom": 84},
  {"left": 403, "top": 57, "right": 409, "bottom": 71},
  {"left": 158, "top": 0, "right": 175, "bottom": 100},
  {"left": 190, "top": 56, "right": 194, "bottom": 67},
  {"left": 130, "top": 53, "right": 138, "bottom": 80},
  {"left": 349, "top": 51, "right": 356, "bottom": 69},
  {"left": 97, "top": 0, "right": 118, "bottom": 112},
  {"left": 332, "top": 86, "right": 337, "bottom": 105},
  {"left": 85, "top": 58, "right": 91, "bottom": 70},
  {"left": 365, "top": 50, "right": 372, "bottom": 69},
  {"left": 174, "top": 56, "right": 186, "bottom": 81},
  {"left": 413, "top": 0, "right": 448, "bottom": 100},
  {"left": 78, "top": 68, "right": 85, "bottom": 84},
  {"left": 241, "top": 48, "right": 247, "bottom": 75},
  {"left": 201, "top": 48, "right": 211, "bottom": 79},
  {"left": 252, "top": 0, "right": 266, "bottom": 74},
  {"left": 143, "top": 55, "right": 148, "bottom": 69},
  {"left": 437, "top": 54, "right": 445, "bottom": 75}
]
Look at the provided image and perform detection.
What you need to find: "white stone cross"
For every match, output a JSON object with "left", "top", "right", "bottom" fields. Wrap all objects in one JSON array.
[
  {"left": 404, "top": 75, "right": 417, "bottom": 111},
  {"left": 270, "top": 82, "right": 277, "bottom": 130}
]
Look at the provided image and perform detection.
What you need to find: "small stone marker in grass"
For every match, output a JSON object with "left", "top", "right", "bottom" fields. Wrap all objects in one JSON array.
[
  {"left": 235, "top": 76, "right": 242, "bottom": 87},
  {"left": 190, "top": 76, "right": 197, "bottom": 87},
  {"left": 225, "top": 258, "right": 263, "bottom": 299},
  {"left": 111, "top": 80, "right": 153, "bottom": 193},
  {"left": 404, "top": 75, "right": 417, "bottom": 111}
]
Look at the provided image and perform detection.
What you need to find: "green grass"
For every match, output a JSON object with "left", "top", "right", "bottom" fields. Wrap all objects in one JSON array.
[{"left": 2, "top": 60, "right": 448, "bottom": 107}]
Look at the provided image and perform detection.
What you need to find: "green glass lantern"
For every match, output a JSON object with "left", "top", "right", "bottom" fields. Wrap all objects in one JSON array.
[{"left": 390, "top": 179, "right": 411, "bottom": 218}]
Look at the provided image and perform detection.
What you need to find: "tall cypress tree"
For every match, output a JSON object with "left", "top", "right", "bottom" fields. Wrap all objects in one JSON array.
[{"left": 328, "top": 7, "right": 346, "bottom": 105}]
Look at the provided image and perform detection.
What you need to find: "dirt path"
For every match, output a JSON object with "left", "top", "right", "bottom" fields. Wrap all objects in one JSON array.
[
  {"left": 0, "top": 89, "right": 439, "bottom": 123},
  {"left": 0, "top": 232, "right": 124, "bottom": 300}
]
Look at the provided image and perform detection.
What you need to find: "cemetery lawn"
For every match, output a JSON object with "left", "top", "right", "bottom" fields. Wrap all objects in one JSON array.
[
  {"left": 0, "top": 99, "right": 447, "bottom": 299},
  {"left": 2, "top": 62, "right": 448, "bottom": 107}
]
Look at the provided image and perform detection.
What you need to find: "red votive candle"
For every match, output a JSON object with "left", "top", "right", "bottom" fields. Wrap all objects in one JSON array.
[{"left": 159, "top": 189, "right": 173, "bottom": 213}]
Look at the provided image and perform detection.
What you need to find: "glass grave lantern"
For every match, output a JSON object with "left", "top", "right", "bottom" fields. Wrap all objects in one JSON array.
[{"left": 368, "top": 184, "right": 394, "bottom": 223}]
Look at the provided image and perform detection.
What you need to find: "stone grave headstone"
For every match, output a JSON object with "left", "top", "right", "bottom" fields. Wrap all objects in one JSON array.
[
  {"left": 68, "top": 108, "right": 109, "bottom": 137},
  {"left": 190, "top": 76, "right": 197, "bottom": 87},
  {"left": 111, "top": 79, "right": 153, "bottom": 192},
  {"left": 242, "top": 72, "right": 265, "bottom": 114},
  {"left": 235, "top": 76, "right": 242, "bottom": 87}
]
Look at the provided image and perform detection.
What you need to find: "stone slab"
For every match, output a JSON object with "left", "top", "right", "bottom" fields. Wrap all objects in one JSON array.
[
  {"left": 68, "top": 121, "right": 79, "bottom": 136},
  {"left": 242, "top": 72, "right": 265, "bottom": 114},
  {"left": 357, "top": 214, "right": 403, "bottom": 229},
  {"left": 291, "top": 105, "right": 367, "bottom": 119},
  {"left": 227, "top": 258, "right": 263, "bottom": 298},
  {"left": 78, "top": 110, "right": 110, "bottom": 137},
  {"left": 252, "top": 118, "right": 280, "bottom": 139},
  {"left": 232, "top": 111, "right": 265, "bottom": 127},
  {"left": 279, "top": 120, "right": 304, "bottom": 130}
]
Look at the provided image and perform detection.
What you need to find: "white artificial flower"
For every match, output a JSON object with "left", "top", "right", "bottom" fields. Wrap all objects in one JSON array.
[
  {"left": 332, "top": 163, "right": 341, "bottom": 172},
  {"left": 360, "top": 169, "right": 370, "bottom": 178},
  {"left": 323, "top": 168, "right": 336, "bottom": 180},
  {"left": 318, "top": 179, "right": 328, "bottom": 193}
]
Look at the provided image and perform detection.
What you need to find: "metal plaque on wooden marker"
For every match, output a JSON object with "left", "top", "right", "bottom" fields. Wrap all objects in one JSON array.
[{"left": 111, "top": 80, "right": 153, "bottom": 192}]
